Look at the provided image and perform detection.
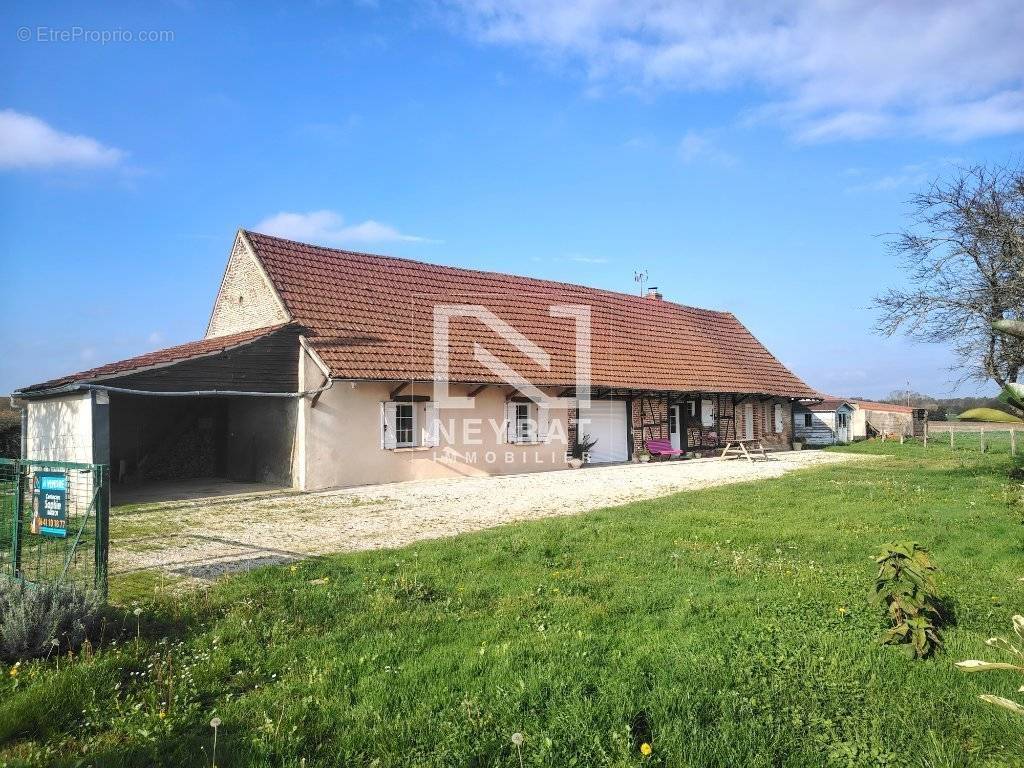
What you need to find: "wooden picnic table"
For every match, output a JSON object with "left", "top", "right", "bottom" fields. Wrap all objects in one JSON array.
[{"left": 720, "top": 440, "right": 770, "bottom": 462}]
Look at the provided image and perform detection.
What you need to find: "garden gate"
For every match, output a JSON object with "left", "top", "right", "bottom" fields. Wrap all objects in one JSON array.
[{"left": 0, "top": 458, "right": 109, "bottom": 597}]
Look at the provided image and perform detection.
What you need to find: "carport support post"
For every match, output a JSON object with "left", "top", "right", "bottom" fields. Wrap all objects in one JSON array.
[
  {"left": 90, "top": 391, "right": 111, "bottom": 468},
  {"left": 90, "top": 391, "right": 111, "bottom": 599},
  {"left": 94, "top": 464, "right": 109, "bottom": 600}
]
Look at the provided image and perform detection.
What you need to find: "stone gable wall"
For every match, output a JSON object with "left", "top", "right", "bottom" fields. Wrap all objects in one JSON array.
[{"left": 206, "top": 235, "right": 289, "bottom": 339}]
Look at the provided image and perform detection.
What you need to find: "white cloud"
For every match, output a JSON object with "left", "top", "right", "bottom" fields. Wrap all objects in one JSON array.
[
  {"left": 0, "top": 109, "right": 125, "bottom": 169},
  {"left": 677, "top": 130, "right": 737, "bottom": 165},
  {"left": 844, "top": 157, "right": 965, "bottom": 193},
  {"left": 254, "top": 210, "right": 436, "bottom": 246},
  {"left": 446, "top": 1, "right": 1024, "bottom": 142},
  {"left": 568, "top": 254, "right": 608, "bottom": 264}
]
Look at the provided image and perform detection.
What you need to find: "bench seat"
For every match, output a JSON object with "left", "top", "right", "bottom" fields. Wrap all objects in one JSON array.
[{"left": 645, "top": 438, "right": 685, "bottom": 458}]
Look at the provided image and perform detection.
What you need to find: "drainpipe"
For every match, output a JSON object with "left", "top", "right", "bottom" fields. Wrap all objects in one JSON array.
[{"left": 13, "top": 380, "right": 334, "bottom": 400}]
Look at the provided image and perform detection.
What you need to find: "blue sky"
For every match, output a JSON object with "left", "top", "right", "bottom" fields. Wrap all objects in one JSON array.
[{"left": 2, "top": 1, "right": 1023, "bottom": 398}]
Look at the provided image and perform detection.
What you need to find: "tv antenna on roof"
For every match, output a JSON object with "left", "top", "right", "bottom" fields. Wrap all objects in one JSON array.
[{"left": 633, "top": 270, "right": 649, "bottom": 296}]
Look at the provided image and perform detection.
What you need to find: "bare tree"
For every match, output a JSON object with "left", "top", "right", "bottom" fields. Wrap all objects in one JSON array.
[{"left": 874, "top": 163, "right": 1024, "bottom": 396}]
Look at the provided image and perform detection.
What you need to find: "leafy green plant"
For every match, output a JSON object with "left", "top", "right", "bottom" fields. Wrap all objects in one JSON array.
[
  {"left": 872, "top": 542, "right": 944, "bottom": 658},
  {"left": 570, "top": 432, "right": 599, "bottom": 460},
  {"left": 0, "top": 579, "right": 100, "bottom": 662},
  {"left": 956, "top": 614, "right": 1024, "bottom": 716}
]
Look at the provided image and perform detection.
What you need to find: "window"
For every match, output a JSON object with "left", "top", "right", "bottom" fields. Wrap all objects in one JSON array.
[
  {"left": 774, "top": 404, "right": 783, "bottom": 433},
  {"left": 395, "top": 403, "right": 415, "bottom": 447},
  {"left": 668, "top": 406, "right": 677, "bottom": 435},
  {"left": 804, "top": 413, "right": 813, "bottom": 428},
  {"left": 837, "top": 412, "right": 848, "bottom": 428},
  {"left": 506, "top": 401, "right": 549, "bottom": 444},
  {"left": 686, "top": 401, "right": 697, "bottom": 418},
  {"left": 516, "top": 403, "right": 532, "bottom": 442},
  {"left": 381, "top": 401, "right": 437, "bottom": 450}
]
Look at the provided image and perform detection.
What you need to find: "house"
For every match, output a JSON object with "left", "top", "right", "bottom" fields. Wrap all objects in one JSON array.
[
  {"left": 792, "top": 398, "right": 855, "bottom": 445},
  {"left": 13, "top": 230, "right": 818, "bottom": 496},
  {"left": 847, "top": 400, "right": 914, "bottom": 439}
]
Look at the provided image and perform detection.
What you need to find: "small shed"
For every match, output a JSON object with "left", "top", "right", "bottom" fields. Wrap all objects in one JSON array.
[
  {"left": 848, "top": 400, "right": 913, "bottom": 439},
  {"left": 792, "top": 398, "right": 855, "bottom": 445}
]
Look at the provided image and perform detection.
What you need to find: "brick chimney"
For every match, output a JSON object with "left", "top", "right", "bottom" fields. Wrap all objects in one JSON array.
[{"left": 646, "top": 286, "right": 663, "bottom": 300}]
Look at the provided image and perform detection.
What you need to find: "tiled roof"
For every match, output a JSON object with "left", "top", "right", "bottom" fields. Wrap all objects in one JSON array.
[
  {"left": 16, "top": 324, "right": 291, "bottom": 394},
  {"left": 244, "top": 231, "right": 817, "bottom": 398},
  {"left": 849, "top": 400, "right": 914, "bottom": 414},
  {"left": 798, "top": 398, "right": 852, "bottom": 412}
]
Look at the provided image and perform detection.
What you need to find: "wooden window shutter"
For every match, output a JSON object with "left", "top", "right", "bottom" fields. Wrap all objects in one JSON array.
[
  {"left": 537, "top": 404, "right": 550, "bottom": 443},
  {"left": 505, "top": 401, "right": 517, "bottom": 444},
  {"left": 422, "top": 402, "right": 440, "bottom": 447},
  {"left": 701, "top": 399, "right": 714, "bottom": 428},
  {"left": 381, "top": 402, "right": 398, "bottom": 450}
]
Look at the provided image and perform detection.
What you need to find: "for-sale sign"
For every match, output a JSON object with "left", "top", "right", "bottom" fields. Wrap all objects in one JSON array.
[{"left": 34, "top": 472, "right": 68, "bottom": 538}]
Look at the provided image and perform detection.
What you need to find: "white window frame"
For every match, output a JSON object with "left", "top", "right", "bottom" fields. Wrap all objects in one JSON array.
[
  {"left": 381, "top": 400, "right": 439, "bottom": 450},
  {"left": 686, "top": 401, "right": 697, "bottom": 418},
  {"left": 505, "top": 400, "right": 550, "bottom": 444},
  {"left": 804, "top": 413, "right": 813, "bottom": 428},
  {"left": 773, "top": 403, "right": 783, "bottom": 434},
  {"left": 515, "top": 402, "right": 533, "bottom": 443},
  {"left": 394, "top": 402, "right": 416, "bottom": 448}
]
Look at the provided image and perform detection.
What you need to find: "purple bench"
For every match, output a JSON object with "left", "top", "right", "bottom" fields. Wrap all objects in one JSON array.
[{"left": 645, "top": 438, "right": 685, "bottom": 458}]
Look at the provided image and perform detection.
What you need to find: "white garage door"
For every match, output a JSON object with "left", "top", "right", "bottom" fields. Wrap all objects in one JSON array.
[{"left": 577, "top": 400, "right": 629, "bottom": 463}]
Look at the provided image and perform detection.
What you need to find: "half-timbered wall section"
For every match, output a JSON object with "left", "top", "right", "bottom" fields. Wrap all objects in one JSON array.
[{"left": 627, "top": 393, "right": 793, "bottom": 455}]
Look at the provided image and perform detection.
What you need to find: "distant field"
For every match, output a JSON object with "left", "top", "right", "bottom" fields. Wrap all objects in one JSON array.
[
  {"left": 928, "top": 420, "right": 1022, "bottom": 433},
  {"left": 955, "top": 407, "right": 1023, "bottom": 424}
]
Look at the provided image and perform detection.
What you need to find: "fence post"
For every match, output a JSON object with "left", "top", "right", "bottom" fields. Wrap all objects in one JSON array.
[
  {"left": 11, "top": 462, "right": 24, "bottom": 579},
  {"left": 950, "top": 429, "right": 954, "bottom": 449},
  {"left": 1013, "top": 429, "right": 1018, "bottom": 457},
  {"left": 94, "top": 464, "right": 110, "bottom": 600},
  {"left": 981, "top": 428, "right": 986, "bottom": 453}
]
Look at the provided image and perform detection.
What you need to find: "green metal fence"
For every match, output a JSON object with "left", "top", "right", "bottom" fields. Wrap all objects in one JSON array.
[{"left": 0, "top": 458, "right": 109, "bottom": 597}]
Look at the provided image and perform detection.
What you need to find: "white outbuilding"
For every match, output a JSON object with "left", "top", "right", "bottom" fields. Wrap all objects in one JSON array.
[{"left": 792, "top": 398, "right": 855, "bottom": 445}]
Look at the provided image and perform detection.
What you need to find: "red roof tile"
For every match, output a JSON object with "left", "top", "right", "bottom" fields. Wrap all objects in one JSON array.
[
  {"left": 849, "top": 400, "right": 914, "bottom": 414},
  {"left": 17, "top": 324, "right": 291, "bottom": 394},
  {"left": 798, "top": 397, "right": 852, "bottom": 412},
  {"left": 244, "top": 231, "right": 817, "bottom": 397}
]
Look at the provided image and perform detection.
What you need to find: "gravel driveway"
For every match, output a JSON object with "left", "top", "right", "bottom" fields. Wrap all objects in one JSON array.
[{"left": 112, "top": 450, "right": 865, "bottom": 585}]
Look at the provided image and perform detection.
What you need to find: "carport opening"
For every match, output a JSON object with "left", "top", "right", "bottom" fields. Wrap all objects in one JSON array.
[{"left": 109, "top": 392, "right": 294, "bottom": 505}]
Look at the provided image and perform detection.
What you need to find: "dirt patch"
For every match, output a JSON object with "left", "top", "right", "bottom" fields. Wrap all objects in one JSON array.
[{"left": 110, "top": 451, "right": 868, "bottom": 587}]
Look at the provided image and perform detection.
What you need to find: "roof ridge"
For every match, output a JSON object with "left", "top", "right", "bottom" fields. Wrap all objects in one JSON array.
[{"left": 242, "top": 229, "right": 735, "bottom": 319}]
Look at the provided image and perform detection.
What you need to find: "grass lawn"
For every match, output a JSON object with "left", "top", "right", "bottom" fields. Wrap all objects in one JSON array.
[{"left": 2, "top": 440, "right": 1024, "bottom": 767}]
